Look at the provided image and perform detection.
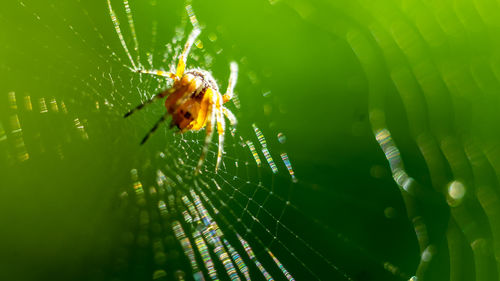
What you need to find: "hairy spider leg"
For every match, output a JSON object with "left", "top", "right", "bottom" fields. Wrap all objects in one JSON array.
[
  {"left": 213, "top": 62, "right": 239, "bottom": 171},
  {"left": 215, "top": 93, "right": 226, "bottom": 171},
  {"left": 176, "top": 28, "right": 201, "bottom": 77},
  {"left": 223, "top": 107, "right": 237, "bottom": 126},
  {"left": 138, "top": 83, "right": 193, "bottom": 143},
  {"left": 135, "top": 69, "right": 176, "bottom": 80},
  {"left": 221, "top": 62, "right": 238, "bottom": 126},
  {"left": 223, "top": 61, "right": 238, "bottom": 103},
  {"left": 141, "top": 112, "right": 169, "bottom": 145},
  {"left": 123, "top": 87, "right": 177, "bottom": 118},
  {"left": 134, "top": 27, "right": 200, "bottom": 81},
  {"left": 195, "top": 88, "right": 216, "bottom": 174}
]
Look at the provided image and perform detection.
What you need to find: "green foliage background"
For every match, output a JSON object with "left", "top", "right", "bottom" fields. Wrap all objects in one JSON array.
[{"left": 1, "top": 0, "right": 500, "bottom": 280}]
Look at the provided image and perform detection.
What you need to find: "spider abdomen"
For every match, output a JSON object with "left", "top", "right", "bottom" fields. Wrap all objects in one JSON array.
[{"left": 165, "top": 71, "right": 216, "bottom": 132}]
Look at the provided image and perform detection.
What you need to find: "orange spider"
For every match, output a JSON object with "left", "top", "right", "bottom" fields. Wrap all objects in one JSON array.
[{"left": 123, "top": 28, "right": 238, "bottom": 174}]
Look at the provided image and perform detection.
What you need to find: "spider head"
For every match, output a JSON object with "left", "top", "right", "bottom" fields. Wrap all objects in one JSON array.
[{"left": 184, "top": 69, "right": 218, "bottom": 94}]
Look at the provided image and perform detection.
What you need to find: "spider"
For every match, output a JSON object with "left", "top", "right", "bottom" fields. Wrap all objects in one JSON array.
[{"left": 123, "top": 27, "right": 238, "bottom": 174}]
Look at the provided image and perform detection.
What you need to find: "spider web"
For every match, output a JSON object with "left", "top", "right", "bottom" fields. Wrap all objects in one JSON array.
[{"left": 0, "top": 0, "right": 432, "bottom": 281}]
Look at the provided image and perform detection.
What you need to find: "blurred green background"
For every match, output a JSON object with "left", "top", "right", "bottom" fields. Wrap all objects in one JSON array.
[{"left": 1, "top": 0, "right": 500, "bottom": 280}]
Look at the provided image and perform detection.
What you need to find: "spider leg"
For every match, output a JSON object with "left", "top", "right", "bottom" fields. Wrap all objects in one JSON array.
[
  {"left": 195, "top": 89, "right": 216, "bottom": 174},
  {"left": 140, "top": 112, "right": 169, "bottom": 145},
  {"left": 176, "top": 28, "right": 201, "bottom": 77},
  {"left": 215, "top": 98, "right": 226, "bottom": 172},
  {"left": 124, "top": 87, "right": 175, "bottom": 118},
  {"left": 222, "top": 107, "right": 237, "bottom": 126},
  {"left": 136, "top": 69, "right": 177, "bottom": 80},
  {"left": 223, "top": 62, "right": 238, "bottom": 103}
]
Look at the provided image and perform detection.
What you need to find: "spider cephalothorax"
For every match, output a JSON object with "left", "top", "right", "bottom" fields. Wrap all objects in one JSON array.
[
  {"left": 185, "top": 69, "right": 220, "bottom": 95},
  {"left": 122, "top": 26, "right": 238, "bottom": 174}
]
